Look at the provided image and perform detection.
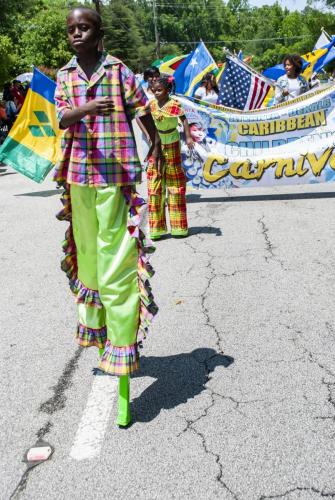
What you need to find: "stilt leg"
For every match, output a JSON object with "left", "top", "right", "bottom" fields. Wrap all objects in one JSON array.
[
  {"left": 117, "top": 375, "right": 131, "bottom": 427},
  {"left": 99, "top": 347, "right": 104, "bottom": 358}
]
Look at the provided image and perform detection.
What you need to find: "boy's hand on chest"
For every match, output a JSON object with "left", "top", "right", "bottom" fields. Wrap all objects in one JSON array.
[{"left": 85, "top": 96, "right": 115, "bottom": 116}]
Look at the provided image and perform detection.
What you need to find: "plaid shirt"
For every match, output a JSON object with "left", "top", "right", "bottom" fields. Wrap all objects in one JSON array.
[
  {"left": 54, "top": 53, "right": 148, "bottom": 186},
  {"left": 149, "top": 98, "right": 185, "bottom": 145}
]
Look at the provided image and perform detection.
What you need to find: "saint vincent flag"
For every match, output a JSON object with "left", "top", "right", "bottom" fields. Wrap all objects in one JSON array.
[{"left": 0, "top": 68, "right": 61, "bottom": 183}]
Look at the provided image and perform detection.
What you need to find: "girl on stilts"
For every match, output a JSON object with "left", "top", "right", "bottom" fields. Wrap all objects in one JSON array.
[{"left": 147, "top": 76, "right": 194, "bottom": 240}]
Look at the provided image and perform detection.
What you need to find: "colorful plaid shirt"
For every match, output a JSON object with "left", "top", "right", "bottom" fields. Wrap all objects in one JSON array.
[
  {"left": 54, "top": 53, "right": 148, "bottom": 186},
  {"left": 149, "top": 98, "right": 185, "bottom": 145}
]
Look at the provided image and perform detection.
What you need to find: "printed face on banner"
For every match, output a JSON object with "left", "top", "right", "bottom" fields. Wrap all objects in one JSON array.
[
  {"left": 189, "top": 124, "right": 206, "bottom": 142},
  {"left": 179, "top": 86, "right": 335, "bottom": 189}
]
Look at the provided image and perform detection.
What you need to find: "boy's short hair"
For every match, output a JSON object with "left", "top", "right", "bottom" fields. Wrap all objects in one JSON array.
[{"left": 68, "top": 6, "right": 102, "bottom": 30}]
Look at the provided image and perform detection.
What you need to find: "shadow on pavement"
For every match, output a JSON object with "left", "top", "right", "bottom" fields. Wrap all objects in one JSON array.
[
  {"left": 150, "top": 226, "right": 222, "bottom": 240},
  {"left": 132, "top": 348, "right": 234, "bottom": 423},
  {"left": 0, "top": 165, "right": 17, "bottom": 177},
  {"left": 187, "top": 191, "right": 335, "bottom": 204},
  {"left": 15, "top": 189, "right": 60, "bottom": 197},
  {"left": 0, "top": 171, "right": 16, "bottom": 177},
  {"left": 188, "top": 226, "right": 222, "bottom": 237}
]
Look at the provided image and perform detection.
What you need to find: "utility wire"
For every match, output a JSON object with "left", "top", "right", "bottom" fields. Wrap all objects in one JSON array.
[
  {"left": 159, "top": 35, "right": 310, "bottom": 44},
  {"left": 101, "top": 24, "right": 310, "bottom": 44}
]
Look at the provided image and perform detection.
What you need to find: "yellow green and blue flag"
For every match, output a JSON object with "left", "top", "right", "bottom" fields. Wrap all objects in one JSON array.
[{"left": 0, "top": 67, "right": 61, "bottom": 183}]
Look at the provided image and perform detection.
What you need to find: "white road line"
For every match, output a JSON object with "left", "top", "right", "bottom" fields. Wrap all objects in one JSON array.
[{"left": 69, "top": 375, "right": 118, "bottom": 461}]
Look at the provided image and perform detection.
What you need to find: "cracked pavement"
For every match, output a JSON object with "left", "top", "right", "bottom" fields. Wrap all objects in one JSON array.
[{"left": 1, "top": 167, "right": 335, "bottom": 499}]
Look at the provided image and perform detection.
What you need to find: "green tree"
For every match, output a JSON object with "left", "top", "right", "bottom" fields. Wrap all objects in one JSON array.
[
  {"left": 18, "top": 1, "right": 72, "bottom": 72},
  {"left": 0, "top": 35, "right": 17, "bottom": 85},
  {"left": 2, "top": 0, "right": 335, "bottom": 85},
  {"left": 0, "top": 0, "right": 33, "bottom": 32},
  {"left": 102, "top": 0, "right": 147, "bottom": 70}
]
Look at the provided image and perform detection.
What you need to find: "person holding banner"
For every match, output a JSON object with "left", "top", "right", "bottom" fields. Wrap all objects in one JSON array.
[
  {"left": 275, "top": 54, "right": 309, "bottom": 104},
  {"left": 147, "top": 76, "right": 194, "bottom": 240},
  {"left": 194, "top": 72, "right": 219, "bottom": 104}
]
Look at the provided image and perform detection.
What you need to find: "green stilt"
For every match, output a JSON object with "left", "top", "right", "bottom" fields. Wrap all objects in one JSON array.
[
  {"left": 99, "top": 347, "right": 104, "bottom": 358},
  {"left": 117, "top": 375, "right": 131, "bottom": 427}
]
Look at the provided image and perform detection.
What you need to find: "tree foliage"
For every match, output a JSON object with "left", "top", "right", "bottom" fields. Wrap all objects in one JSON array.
[
  {"left": 103, "top": 1, "right": 148, "bottom": 68},
  {"left": 1, "top": 0, "right": 335, "bottom": 85},
  {"left": 0, "top": 35, "right": 17, "bottom": 84},
  {"left": 19, "top": 5, "right": 72, "bottom": 70}
]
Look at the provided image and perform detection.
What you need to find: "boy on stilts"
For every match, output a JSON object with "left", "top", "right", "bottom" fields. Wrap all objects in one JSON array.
[{"left": 54, "top": 7, "right": 158, "bottom": 426}]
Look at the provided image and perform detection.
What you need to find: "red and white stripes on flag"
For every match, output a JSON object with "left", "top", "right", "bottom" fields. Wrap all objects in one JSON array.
[{"left": 245, "top": 74, "right": 272, "bottom": 110}]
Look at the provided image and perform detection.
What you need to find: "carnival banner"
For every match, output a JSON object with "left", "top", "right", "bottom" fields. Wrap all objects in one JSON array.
[{"left": 178, "top": 84, "right": 335, "bottom": 189}]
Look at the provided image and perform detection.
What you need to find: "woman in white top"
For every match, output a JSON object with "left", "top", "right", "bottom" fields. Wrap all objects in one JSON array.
[
  {"left": 142, "top": 66, "right": 160, "bottom": 99},
  {"left": 275, "top": 54, "right": 309, "bottom": 104},
  {"left": 194, "top": 72, "right": 219, "bottom": 104}
]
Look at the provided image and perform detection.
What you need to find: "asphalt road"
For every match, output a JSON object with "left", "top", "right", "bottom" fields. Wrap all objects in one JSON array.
[{"left": 1, "top": 163, "right": 335, "bottom": 500}]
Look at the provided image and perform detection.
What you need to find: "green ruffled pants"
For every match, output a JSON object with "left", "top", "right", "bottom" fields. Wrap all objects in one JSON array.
[
  {"left": 71, "top": 184, "right": 140, "bottom": 375},
  {"left": 57, "top": 181, "right": 157, "bottom": 375}
]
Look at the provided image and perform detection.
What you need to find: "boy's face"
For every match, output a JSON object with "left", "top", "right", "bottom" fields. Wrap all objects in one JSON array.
[{"left": 67, "top": 9, "right": 101, "bottom": 54}]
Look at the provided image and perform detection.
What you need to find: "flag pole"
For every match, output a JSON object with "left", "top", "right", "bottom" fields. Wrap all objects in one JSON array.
[
  {"left": 321, "top": 27, "right": 332, "bottom": 42},
  {"left": 153, "top": 0, "right": 161, "bottom": 59}
]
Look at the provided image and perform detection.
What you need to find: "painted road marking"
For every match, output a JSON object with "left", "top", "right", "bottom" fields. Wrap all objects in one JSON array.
[{"left": 69, "top": 375, "right": 118, "bottom": 461}]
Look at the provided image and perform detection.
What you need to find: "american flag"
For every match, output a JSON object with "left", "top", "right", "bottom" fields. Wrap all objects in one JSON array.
[{"left": 217, "top": 55, "right": 272, "bottom": 110}]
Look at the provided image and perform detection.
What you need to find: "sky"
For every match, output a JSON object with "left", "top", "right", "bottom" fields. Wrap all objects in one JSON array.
[{"left": 248, "top": 0, "right": 308, "bottom": 10}]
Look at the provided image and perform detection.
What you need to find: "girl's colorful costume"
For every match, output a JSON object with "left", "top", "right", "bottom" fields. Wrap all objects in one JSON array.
[
  {"left": 54, "top": 53, "right": 158, "bottom": 386},
  {"left": 148, "top": 98, "right": 188, "bottom": 239}
]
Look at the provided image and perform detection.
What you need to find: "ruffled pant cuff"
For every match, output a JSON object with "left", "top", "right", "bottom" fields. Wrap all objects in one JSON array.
[
  {"left": 76, "top": 323, "right": 107, "bottom": 349},
  {"left": 98, "top": 341, "right": 139, "bottom": 376}
]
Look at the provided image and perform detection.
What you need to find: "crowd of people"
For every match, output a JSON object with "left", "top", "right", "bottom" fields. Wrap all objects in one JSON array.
[
  {"left": 142, "top": 52, "right": 313, "bottom": 109},
  {"left": 0, "top": 51, "right": 318, "bottom": 147},
  {"left": 0, "top": 80, "right": 28, "bottom": 143},
  {"left": 142, "top": 65, "right": 220, "bottom": 104}
]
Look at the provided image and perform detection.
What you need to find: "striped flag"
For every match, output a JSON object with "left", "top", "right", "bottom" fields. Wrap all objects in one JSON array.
[{"left": 217, "top": 55, "right": 272, "bottom": 110}]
